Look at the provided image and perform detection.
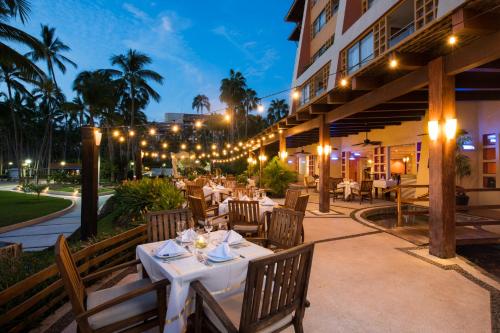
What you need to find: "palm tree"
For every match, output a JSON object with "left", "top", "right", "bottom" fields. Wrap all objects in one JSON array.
[
  {"left": 106, "top": 49, "right": 163, "bottom": 129},
  {"left": 192, "top": 94, "right": 210, "bottom": 114},
  {"left": 32, "top": 79, "right": 65, "bottom": 178},
  {"left": 219, "top": 69, "right": 247, "bottom": 141},
  {"left": 0, "top": 0, "right": 44, "bottom": 77},
  {"left": 266, "top": 99, "right": 289, "bottom": 125},
  {"left": 73, "top": 70, "right": 116, "bottom": 126},
  {"left": 242, "top": 88, "right": 258, "bottom": 138},
  {"left": 26, "top": 24, "right": 77, "bottom": 88}
]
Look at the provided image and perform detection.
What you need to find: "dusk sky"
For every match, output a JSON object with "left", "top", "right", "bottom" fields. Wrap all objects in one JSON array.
[{"left": 16, "top": 0, "right": 297, "bottom": 122}]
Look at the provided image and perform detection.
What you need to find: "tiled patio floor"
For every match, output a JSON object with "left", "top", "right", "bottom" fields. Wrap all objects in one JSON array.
[{"left": 43, "top": 194, "right": 499, "bottom": 333}]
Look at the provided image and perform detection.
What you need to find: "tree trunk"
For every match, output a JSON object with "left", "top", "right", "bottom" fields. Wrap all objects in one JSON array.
[{"left": 6, "top": 83, "right": 22, "bottom": 184}]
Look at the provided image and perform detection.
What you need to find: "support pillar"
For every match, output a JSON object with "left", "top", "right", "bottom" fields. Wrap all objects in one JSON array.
[
  {"left": 428, "top": 57, "right": 456, "bottom": 258},
  {"left": 81, "top": 126, "right": 99, "bottom": 240},
  {"left": 135, "top": 150, "right": 143, "bottom": 180},
  {"left": 319, "top": 115, "right": 330, "bottom": 213}
]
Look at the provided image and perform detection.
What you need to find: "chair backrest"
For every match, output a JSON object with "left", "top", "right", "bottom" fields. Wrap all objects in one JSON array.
[
  {"left": 146, "top": 208, "right": 193, "bottom": 242},
  {"left": 55, "top": 235, "right": 86, "bottom": 320},
  {"left": 187, "top": 185, "right": 209, "bottom": 209},
  {"left": 329, "top": 177, "right": 343, "bottom": 190},
  {"left": 361, "top": 180, "right": 374, "bottom": 192},
  {"left": 268, "top": 208, "right": 304, "bottom": 249},
  {"left": 294, "top": 194, "right": 309, "bottom": 214},
  {"left": 194, "top": 178, "right": 206, "bottom": 187},
  {"left": 283, "top": 189, "right": 301, "bottom": 209},
  {"left": 239, "top": 242, "right": 315, "bottom": 332},
  {"left": 224, "top": 179, "right": 236, "bottom": 189},
  {"left": 233, "top": 187, "right": 254, "bottom": 198},
  {"left": 227, "top": 200, "right": 260, "bottom": 227},
  {"left": 188, "top": 195, "right": 207, "bottom": 222}
]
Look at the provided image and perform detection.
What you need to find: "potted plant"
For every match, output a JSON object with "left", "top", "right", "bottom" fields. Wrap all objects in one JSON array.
[{"left": 455, "top": 135, "right": 472, "bottom": 206}]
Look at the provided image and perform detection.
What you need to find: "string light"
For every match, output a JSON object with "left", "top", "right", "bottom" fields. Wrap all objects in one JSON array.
[
  {"left": 149, "top": 128, "right": 156, "bottom": 135},
  {"left": 389, "top": 56, "right": 398, "bottom": 69},
  {"left": 195, "top": 120, "right": 202, "bottom": 128},
  {"left": 141, "top": 140, "right": 147, "bottom": 147},
  {"left": 211, "top": 144, "right": 217, "bottom": 150},
  {"left": 128, "top": 130, "right": 135, "bottom": 137},
  {"left": 448, "top": 35, "right": 457, "bottom": 46},
  {"left": 112, "top": 130, "right": 120, "bottom": 138},
  {"left": 180, "top": 143, "right": 187, "bottom": 150},
  {"left": 172, "top": 124, "right": 179, "bottom": 133},
  {"left": 119, "top": 136, "right": 125, "bottom": 143},
  {"left": 196, "top": 144, "right": 201, "bottom": 150},
  {"left": 162, "top": 142, "right": 168, "bottom": 148}
]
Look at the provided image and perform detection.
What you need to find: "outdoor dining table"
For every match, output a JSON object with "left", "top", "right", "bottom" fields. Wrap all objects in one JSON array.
[
  {"left": 338, "top": 181, "right": 359, "bottom": 200},
  {"left": 202, "top": 184, "right": 230, "bottom": 203},
  {"left": 373, "top": 179, "right": 398, "bottom": 199},
  {"left": 136, "top": 231, "right": 273, "bottom": 333}
]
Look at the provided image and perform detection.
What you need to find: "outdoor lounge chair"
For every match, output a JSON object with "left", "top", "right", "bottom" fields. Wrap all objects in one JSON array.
[
  {"left": 54, "top": 235, "right": 169, "bottom": 333},
  {"left": 192, "top": 242, "right": 314, "bottom": 333}
]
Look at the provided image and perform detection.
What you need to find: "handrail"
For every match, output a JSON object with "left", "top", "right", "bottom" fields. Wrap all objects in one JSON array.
[{"left": 0, "top": 224, "right": 147, "bottom": 332}]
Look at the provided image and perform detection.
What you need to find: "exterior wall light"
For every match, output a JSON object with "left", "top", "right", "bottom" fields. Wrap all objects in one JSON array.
[
  {"left": 94, "top": 130, "right": 102, "bottom": 146},
  {"left": 444, "top": 118, "right": 457, "bottom": 140},
  {"left": 279, "top": 151, "right": 288, "bottom": 160},
  {"left": 428, "top": 120, "right": 439, "bottom": 141}
]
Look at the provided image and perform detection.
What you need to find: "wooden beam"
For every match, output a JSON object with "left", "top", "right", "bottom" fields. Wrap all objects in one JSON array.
[
  {"left": 296, "top": 111, "right": 311, "bottom": 121},
  {"left": 309, "top": 104, "right": 334, "bottom": 114},
  {"left": 428, "top": 57, "right": 456, "bottom": 259},
  {"left": 394, "top": 52, "right": 427, "bottom": 71},
  {"left": 351, "top": 76, "right": 379, "bottom": 90},
  {"left": 452, "top": 8, "right": 500, "bottom": 35},
  {"left": 456, "top": 71, "right": 500, "bottom": 89},
  {"left": 285, "top": 117, "right": 321, "bottom": 137},
  {"left": 365, "top": 103, "right": 428, "bottom": 111},
  {"left": 318, "top": 114, "right": 330, "bottom": 213}
]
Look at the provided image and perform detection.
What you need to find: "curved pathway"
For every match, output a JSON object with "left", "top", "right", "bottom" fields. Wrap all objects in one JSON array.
[{"left": 0, "top": 186, "right": 112, "bottom": 251}]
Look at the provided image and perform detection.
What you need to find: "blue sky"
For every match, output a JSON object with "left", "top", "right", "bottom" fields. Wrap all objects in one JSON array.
[{"left": 17, "top": 0, "right": 297, "bottom": 121}]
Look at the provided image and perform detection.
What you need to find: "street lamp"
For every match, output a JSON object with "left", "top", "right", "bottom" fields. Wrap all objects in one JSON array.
[{"left": 402, "top": 156, "right": 410, "bottom": 174}]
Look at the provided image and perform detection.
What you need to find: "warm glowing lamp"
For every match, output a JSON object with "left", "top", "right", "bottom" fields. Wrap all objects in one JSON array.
[
  {"left": 94, "top": 130, "right": 102, "bottom": 146},
  {"left": 292, "top": 90, "right": 300, "bottom": 100},
  {"left": 428, "top": 120, "right": 439, "bottom": 141},
  {"left": 444, "top": 118, "right": 457, "bottom": 140}
]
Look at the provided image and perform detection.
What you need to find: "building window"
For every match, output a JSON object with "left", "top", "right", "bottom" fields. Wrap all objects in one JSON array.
[
  {"left": 311, "top": 34, "right": 334, "bottom": 64},
  {"left": 301, "top": 83, "right": 310, "bottom": 105},
  {"left": 312, "top": 10, "right": 326, "bottom": 37},
  {"left": 347, "top": 32, "right": 374, "bottom": 74}
]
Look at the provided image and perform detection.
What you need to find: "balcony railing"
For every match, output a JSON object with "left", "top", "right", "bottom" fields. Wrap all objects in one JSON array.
[{"left": 388, "top": 21, "right": 415, "bottom": 48}]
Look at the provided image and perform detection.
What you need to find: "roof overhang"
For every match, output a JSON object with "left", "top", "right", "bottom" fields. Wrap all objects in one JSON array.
[{"left": 285, "top": 0, "right": 305, "bottom": 23}]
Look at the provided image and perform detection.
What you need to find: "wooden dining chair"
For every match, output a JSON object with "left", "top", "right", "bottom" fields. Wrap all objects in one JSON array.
[
  {"left": 281, "top": 189, "right": 302, "bottom": 209},
  {"left": 188, "top": 195, "right": 227, "bottom": 227},
  {"left": 303, "top": 176, "right": 316, "bottom": 193},
  {"left": 232, "top": 187, "right": 254, "bottom": 199},
  {"left": 146, "top": 208, "right": 193, "bottom": 242},
  {"left": 249, "top": 207, "right": 304, "bottom": 251},
  {"left": 55, "top": 235, "right": 169, "bottom": 333},
  {"left": 192, "top": 242, "right": 315, "bottom": 333},
  {"left": 227, "top": 200, "right": 261, "bottom": 236},
  {"left": 223, "top": 179, "right": 236, "bottom": 189},
  {"left": 351, "top": 180, "right": 374, "bottom": 204},
  {"left": 187, "top": 184, "right": 216, "bottom": 206},
  {"left": 329, "top": 177, "right": 344, "bottom": 201},
  {"left": 195, "top": 178, "right": 207, "bottom": 187}
]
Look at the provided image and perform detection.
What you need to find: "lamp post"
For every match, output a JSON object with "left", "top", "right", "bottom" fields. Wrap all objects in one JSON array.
[
  {"left": 402, "top": 156, "right": 409, "bottom": 174},
  {"left": 81, "top": 126, "right": 101, "bottom": 240}
]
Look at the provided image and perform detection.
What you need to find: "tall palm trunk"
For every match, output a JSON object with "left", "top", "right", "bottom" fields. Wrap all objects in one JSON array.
[
  {"left": 6, "top": 83, "right": 23, "bottom": 184},
  {"left": 127, "top": 82, "right": 135, "bottom": 168},
  {"left": 63, "top": 114, "right": 68, "bottom": 161},
  {"left": 46, "top": 119, "right": 53, "bottom": 179}
]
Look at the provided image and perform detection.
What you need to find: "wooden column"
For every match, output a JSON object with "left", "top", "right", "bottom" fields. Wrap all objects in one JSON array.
[
  {"left": 428, "top": 57, "right": 456, "bottom": 258},
  {"left": 319, "top": 115, "right": 330, "bottom": 213},
  {"left": 81, "top": 126, "right": 99, "bottom": 240},
  {"left": 135, "top": 150, "right": 143, "bottom": 180},
  {"left": 279, "top": 131, "right": 286, "bottom": 157}
]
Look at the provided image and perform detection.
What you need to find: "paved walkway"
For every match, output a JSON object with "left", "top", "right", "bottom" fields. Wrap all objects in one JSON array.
[
  {"left": 0, "top": 186, "right": 111, "bottom": 251},
  {"left": 49, "top": 194, "right": 498, "bottom": 333}
]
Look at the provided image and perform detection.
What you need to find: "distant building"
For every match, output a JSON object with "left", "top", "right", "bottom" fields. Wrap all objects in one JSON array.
[{"left": 150, "top": 113, "right": 209, "bottom": 146}]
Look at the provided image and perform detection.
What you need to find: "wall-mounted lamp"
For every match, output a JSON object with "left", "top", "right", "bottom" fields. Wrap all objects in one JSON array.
[
  {"left": 444, "top": 118, "right": 457, "bottom": 140},
  {"left": 428, "top": 120, "right": 440, "bottom": 141},
  {"left": 317, "top": 145, "right": 332, "bottom": 156},
  {"left": 279, "top": 151, "right": 288, "bottom": 160},
  {"left": 258, "top": 155, "right": 267, "bottom": 162}
]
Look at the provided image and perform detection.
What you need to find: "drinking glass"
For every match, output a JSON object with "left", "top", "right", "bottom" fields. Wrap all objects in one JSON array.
[
  {"left": 204, "top": 220, "right": 213, "bottom": 240},
  {"left": 176, "top": 220, "right": 186, "bottom": 237}
]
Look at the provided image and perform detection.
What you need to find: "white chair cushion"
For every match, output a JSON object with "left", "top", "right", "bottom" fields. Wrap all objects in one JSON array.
[
  {"left": 86, "top": 278, "right": 157, "bottom": 330},
  {"left": 204, "top": 292, "right": 293, "bottom": 333}
]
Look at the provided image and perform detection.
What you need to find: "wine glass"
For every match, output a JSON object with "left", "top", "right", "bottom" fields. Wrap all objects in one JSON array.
[
  {"left": 204, "top": 220, "right": 213, "bottom": 240},
  {"left": 176, "top": 220, "right": 186, "bottom": 238}
]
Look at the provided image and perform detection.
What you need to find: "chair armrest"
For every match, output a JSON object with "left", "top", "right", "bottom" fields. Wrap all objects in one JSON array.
[
  {"left": 77, "top": 278, "right": 170, "bottom": 321},
  {"left": 208, "top": 213, "right": 228, "bottom": 224},
  {"left": 83, "top": 259, "right": 141, "bottom": 283},
  {"left": 191, "top": 281, "right": 238, "bottom": 333},
  {"left": 246, "top": 237, "right": 268, "bottom": 247}
]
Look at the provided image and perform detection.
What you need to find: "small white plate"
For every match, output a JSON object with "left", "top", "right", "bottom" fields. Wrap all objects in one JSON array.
[
  {"left": 207, "top": 253, "right": 237, "bottom": 262},
  {"left": 175, "top": 236, "right": 193, "bottom": 244}
]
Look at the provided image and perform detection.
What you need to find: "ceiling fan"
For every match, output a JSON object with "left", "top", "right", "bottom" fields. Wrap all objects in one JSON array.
[{"left": 352, "top": 132, "right": 382, "bottom": 146}]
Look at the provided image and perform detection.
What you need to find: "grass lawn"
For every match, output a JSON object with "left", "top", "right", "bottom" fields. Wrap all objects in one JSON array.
[{"left": 0, "top": 192, "right": 72, "bottom": 228}]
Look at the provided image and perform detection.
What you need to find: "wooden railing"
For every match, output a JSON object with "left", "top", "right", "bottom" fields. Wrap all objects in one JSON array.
[
  {"left": 383, "top": 185, "right": 500, "bottom": 227},
  {"left": 0, "top": 225, "right": 147, "bottom": 333}
]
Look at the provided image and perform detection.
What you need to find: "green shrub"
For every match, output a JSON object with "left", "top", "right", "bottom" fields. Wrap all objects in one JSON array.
[
  {"left": 262, "top": 157, "right": 297, "bottom": 197},
  {"left": 49, "top": 171, "right": 81, "bottom": 184},
  {"left": 112, "top": 178, "right": 184, "bottom": 225},
  {"left": 20, "top": 183, "right": 47, "bottom": 198}
]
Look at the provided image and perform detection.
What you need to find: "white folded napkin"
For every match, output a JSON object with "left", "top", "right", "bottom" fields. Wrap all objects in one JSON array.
[
  {"left": 179, "top": 229, "right": 197, "bottom": 242},
  {"left": 240, "top": 195, "right": 250, "bottom": 201},
  {"left": 155, "top": 240, "right": 187, "bottom": 257},
  {"left": 208, "top": 242, "right": 234, "bottom": 259},
  {"left": 260, "top": 197, "right": 275, "bottom": 206},
  {"left": 222, "top": 230, "right": 243, "bottom": 244}
]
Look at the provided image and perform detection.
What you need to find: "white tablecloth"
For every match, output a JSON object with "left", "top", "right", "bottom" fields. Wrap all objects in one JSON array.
[
  {"left": 218, "top": 198, "right": 276, "bottom": 221},
  {"left": 136, "top": 231, "right": 273, "bottom": 332},
  {"left": 338, "top": 182, "right": 359, "bottom": 199},
  {"left": 373, "top": 179, "right": 397, "bottom": 189}
]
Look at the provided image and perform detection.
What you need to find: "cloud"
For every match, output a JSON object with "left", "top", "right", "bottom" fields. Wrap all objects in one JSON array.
[
  {"left": 123, "top": 3, "right": 148, "bottom": 21},
  {"left": 160, "top": 16, "right": 172, "bottom": 32}
]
